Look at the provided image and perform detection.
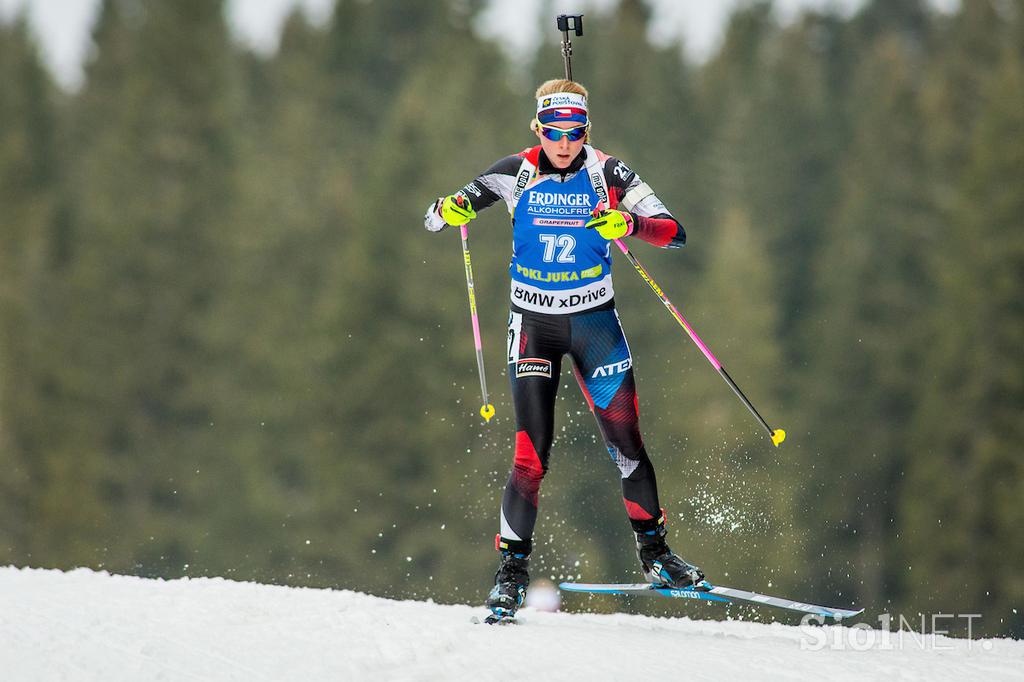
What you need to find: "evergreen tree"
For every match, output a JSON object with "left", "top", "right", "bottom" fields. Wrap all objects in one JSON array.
[
  {"left": 42, "top": 0, "right": 241, "bottom": 575},
  {"left": 901, "top": 41, "right": 1024, "bottom": 636},
  {"left": 680, "top": 206, "right": 794, "bottom": 595},
  {"left": 206, "top": 8, "right": 348, "bottom": 584},
  {"left": 0, "top": 15, "right": 59, "bottom": 562},
  {"left": 336, "top": 0, "right": 526, "bottom": 598},
  {"left": 757, "top": 12, "right": 849, "bottom": 352},
  {"left": 799, "top": 25, "right": 935, "bottom": 608}
]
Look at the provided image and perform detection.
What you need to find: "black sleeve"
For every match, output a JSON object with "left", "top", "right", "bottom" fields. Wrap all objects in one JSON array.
[{"left": 455, "top": 154, "right": 523, "bottom": 214}]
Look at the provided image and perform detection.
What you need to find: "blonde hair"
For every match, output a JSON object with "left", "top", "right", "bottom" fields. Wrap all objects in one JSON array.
[
  {"left": 534, "top": 79, "right": 589, "bottom": 100},
  {"left": 530, "top": 79, "right": 592, "bottom": 143}
]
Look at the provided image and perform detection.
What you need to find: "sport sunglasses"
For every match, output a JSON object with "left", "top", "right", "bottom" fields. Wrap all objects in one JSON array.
[{"left": 538, "top": 122, "right": 590, "bottom": 142}]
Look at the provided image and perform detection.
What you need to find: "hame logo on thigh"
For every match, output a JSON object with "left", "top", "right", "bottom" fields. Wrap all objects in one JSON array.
[{"left": 516, "top": 358, "right": 552, "bottom": 379}]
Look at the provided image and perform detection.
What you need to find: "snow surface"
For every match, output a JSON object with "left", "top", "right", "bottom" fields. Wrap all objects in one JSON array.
[{"left": 1, "top": 566, "right": 1021, "bottom": 681}]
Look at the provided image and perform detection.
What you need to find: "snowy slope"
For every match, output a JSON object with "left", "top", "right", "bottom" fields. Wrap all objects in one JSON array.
[{"left": 1, "top": 567, "right": 1021, "bottom": 681}]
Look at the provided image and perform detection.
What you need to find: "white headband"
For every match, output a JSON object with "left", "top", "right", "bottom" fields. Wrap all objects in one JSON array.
[
  {"left": 536, "top": 92, "right": 588, "bottom": 112},
  {"left": 536, "top": 92, "right": 588, "bottom": 124}
]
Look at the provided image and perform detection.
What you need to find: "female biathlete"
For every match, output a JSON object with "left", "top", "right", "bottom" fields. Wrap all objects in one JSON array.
[{"left": 424, "top": 80, "right": 703, "bottom": 620}]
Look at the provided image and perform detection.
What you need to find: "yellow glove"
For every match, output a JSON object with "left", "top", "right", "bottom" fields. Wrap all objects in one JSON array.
[
  {"left": 440, "top": 194, "right": 476, "bottom": 226},
  {"left": 585, "top": 208, "right": 634, "bottom": 240}
]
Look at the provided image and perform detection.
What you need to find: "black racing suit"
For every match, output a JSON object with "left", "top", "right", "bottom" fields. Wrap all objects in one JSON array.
[{"left": 446, "top": 146, "right": 685, "bottom": 554}]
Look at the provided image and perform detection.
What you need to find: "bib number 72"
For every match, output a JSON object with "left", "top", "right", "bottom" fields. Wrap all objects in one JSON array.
[{"left": 539, "top": 234, "right": 576, "bottom": 263}]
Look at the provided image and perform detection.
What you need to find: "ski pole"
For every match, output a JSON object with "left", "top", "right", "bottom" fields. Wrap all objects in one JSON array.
[
  {"left": 460, "top": 223, "right": 495, "bottom": 423},
  {"left": 612, "top": 238, "right": 786, "bottom": 447}
]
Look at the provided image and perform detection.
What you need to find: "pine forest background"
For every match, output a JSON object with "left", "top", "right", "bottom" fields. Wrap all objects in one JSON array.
[{"left": 1, "top": 0, "right": 1022, "bottom": 637}]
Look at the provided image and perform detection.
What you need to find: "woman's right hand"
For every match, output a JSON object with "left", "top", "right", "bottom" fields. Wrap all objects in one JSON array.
[
  {"left": 424, "top": 194, "right": 476, "bottom": 232},
  {"left": 440, "top": 194, "right": 476, "bottom": 226},
  {"left": 424, "top": 197, "right": 448, "bottom": 232}
]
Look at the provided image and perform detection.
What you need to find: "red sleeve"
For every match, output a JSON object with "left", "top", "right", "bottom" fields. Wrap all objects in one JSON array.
[
  {"left": 632, "top": 215, "right": 683, "bottom": 248},
  {"left": 609, "top": 186, "right": 684, "bottom": 248}
]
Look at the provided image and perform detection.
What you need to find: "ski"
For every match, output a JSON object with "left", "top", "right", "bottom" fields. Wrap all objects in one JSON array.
[{"left": 559, "top": 580, "right": 863, "bottom": 621}]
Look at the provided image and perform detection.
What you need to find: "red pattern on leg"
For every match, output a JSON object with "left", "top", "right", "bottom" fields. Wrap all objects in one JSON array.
[
  {"left": 623, "top": 497, "right": 655, "bottom": 521},
  {"left": 512, "top": 430, "right": 545, "bottom": 506}
]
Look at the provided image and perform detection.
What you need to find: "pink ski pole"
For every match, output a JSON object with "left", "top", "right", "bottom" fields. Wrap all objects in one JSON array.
[
  {"left": 613, "top": 237, "right": 785, "bottom": 447},
  {"left": 460, "top": 224, "right": 495, "bottom": 423}
]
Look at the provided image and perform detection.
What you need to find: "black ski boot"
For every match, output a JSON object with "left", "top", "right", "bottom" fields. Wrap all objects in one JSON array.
[
  {"left": 484, "top": 537, "right": 531, "bottom": 623},
  {"left": 633, "top": 515, "right": 704, "bottom": 588}
]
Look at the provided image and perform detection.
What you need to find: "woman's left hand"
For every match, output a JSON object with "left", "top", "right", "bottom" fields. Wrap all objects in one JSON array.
[{"left": 585, "top": 208, "right": 634, "bottom": 240}]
